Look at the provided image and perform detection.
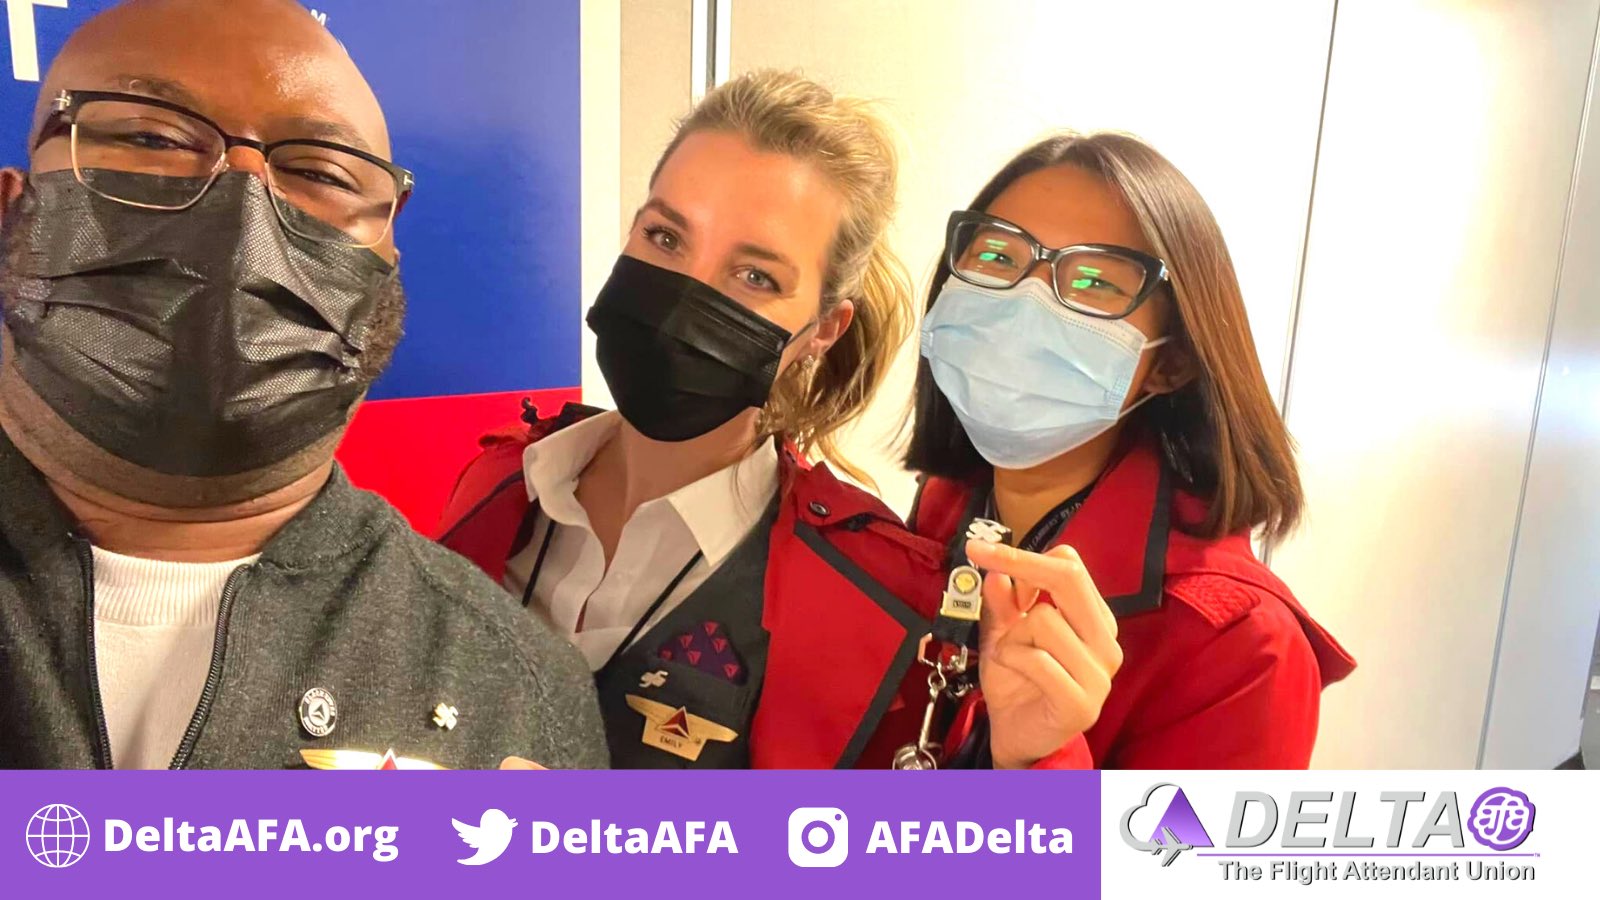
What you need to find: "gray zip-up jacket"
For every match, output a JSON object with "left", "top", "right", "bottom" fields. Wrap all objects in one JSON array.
[{"left": 0, "top": 430, "right": 608, "bottom": 769}]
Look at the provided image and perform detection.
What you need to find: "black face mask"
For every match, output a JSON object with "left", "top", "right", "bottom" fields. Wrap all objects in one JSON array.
[
  {"left": 586, "top": 256, "right": 793, "bottom": 442},
  {"left": 0, "top": 170, "right": 398, "bottom": 488}
]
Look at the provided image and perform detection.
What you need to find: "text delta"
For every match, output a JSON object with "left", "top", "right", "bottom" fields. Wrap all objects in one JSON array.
[{"left": 1229, "top": 791, "right": 1472, "bottom": 849}]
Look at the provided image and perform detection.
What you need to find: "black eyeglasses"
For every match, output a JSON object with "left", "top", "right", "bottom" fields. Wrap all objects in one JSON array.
[
  {"left": 944, "top": 210, "right": 1168, "bottom": 320},
  {"left": 35, "top": 89, "right": 415, "bottom": 249}
]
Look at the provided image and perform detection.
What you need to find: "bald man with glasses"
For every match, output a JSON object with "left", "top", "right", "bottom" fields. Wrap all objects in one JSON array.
[{"left": 0, "top": 0, "right": 606, "bottom": 771}]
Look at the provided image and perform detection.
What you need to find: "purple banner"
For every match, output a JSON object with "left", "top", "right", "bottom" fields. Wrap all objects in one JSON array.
[{"left": 4, "top": 771, "right": 1100, "bottom": 896}]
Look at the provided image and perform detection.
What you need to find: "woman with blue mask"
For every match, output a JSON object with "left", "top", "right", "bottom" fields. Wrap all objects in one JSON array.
[{"left": 911, "top": 133, "right": 1356, "bottom": 768}]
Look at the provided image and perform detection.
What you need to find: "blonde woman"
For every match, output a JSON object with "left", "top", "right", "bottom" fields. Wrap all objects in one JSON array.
[{"left": 436, "top": 72, "right": 1121, "bottom": 769}]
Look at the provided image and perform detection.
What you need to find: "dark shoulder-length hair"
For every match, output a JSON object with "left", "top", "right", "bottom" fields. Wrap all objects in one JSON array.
[{"left": 905, "top": 132, "right": 1303, "bottom": 543}]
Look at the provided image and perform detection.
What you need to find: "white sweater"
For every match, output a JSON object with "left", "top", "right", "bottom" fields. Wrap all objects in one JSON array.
[{"left": 91, "top": 546, "right": 258, "bottom": 770}]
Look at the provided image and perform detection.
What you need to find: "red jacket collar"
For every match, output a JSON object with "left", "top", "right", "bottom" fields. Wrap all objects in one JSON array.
[{"left": 1057, "top": 439, "right": 1172, "bottom": 616}]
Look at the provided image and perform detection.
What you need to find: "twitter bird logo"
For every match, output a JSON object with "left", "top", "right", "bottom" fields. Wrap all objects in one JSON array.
[{"left": 452, "top": 808, "right": 518, "bottom": 866}]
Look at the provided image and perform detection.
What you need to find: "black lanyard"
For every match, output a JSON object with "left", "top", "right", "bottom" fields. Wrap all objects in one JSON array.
[
  {"left": 994, "top": 483, "right": 1094, "bottom": 555},
  {"left": 519, "top": 515, "right": 558, "bottom": 608},
  {"left": 521, "top": 514, "right": 704, "bottom": 676}
]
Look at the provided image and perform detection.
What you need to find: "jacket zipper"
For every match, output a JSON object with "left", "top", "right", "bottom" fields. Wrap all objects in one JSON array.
[
  {"left": 167, "top": 566, "right": 249, "bottom": 769},
  {"left": 72, "top": 539, "right": 114, "bottom": 770}
]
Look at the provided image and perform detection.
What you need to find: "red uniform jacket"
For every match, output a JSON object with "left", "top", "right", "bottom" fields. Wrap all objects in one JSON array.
[
  {"left": 914, "top": 437, "right": 1356, "bottom": 768},
  {"left": 434, "top": 403, "right": 1007, "bottom": 769}
]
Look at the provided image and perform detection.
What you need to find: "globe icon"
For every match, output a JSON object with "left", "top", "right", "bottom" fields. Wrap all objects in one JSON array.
[{"left": 26, "top": 804, "right": 91, "bottom": 868}]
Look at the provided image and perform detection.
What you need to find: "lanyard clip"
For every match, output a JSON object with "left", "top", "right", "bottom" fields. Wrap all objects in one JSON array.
[
  {"left": 894, "top": 634, "right": 971, "bottom": 771},
  {"left": 916, "top": 632, "right": 970, "bottom": 678}
]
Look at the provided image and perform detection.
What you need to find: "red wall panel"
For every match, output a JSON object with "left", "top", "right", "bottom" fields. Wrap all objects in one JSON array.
[{"left": 336, "top": 388, "right": 580, "bottom": 531}]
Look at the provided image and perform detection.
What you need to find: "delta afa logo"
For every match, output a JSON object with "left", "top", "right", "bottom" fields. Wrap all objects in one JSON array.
[{"left": 1119, "top": 783, "right": 1539, "bottom": 884}]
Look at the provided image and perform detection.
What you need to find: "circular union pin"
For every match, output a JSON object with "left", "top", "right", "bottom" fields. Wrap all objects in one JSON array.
[
  {"left": 299, "top": 688, "right": 338, "bottom": 738},
  {"left": 951, "top": 567, "right": 982, "bottom": 596}
]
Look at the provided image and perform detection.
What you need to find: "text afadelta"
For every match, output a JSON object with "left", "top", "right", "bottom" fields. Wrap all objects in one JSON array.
[{"left": 867, "top": 820, "right": 1073, "bottom": 855}]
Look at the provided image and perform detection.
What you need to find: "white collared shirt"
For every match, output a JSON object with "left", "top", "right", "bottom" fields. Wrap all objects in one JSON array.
[{"left": 504, "top": 411, "right": 779, "bottom": 671}]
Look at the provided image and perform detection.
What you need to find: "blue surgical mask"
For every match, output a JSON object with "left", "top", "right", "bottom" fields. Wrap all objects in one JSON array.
[{"left": 920, "top": 277, "right": 1170, "bottom": 470}]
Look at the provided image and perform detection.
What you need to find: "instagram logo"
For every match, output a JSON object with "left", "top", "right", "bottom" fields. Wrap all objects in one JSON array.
[{"left": 787, "top": 807, "right": 849, "bottom": 867}]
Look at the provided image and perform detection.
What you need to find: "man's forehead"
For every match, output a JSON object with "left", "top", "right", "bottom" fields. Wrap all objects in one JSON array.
[{"left": 35, "top": 2, "right": 390, "bottom": 156}]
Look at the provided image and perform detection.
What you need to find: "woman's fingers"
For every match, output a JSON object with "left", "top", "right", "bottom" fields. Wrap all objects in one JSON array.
[
  {"left": 1012, "top": 603, "right": 1114, "bottom": 700},
  {"left": 980, "top": 569, "right": 1025, "bottom": 634},
  {"left": 989, "top": 636, "right": 1083, "bottom": 709},
  {"left": 981, "top": 565, "right": 1120, "bottom": 770},
  {"left": 1034, "top": 546, "right": 1121, "bottom": 671},
  {"left": 967, "top": 538, "right": 1093, "bottom": 593},
  {"left": 1012, "top": 575, "right": 1043, "bottom": 614},
  {"left": 966, "top": 539, "right": 1121, "bottom": 671}
]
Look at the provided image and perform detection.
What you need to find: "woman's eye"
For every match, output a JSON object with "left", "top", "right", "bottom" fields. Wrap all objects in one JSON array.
[
  {"left": 738, "top": 267, "right": 778, "bottom": 292},
  {"left": 1069, "top": 275, "right": 1127, "bottom": 296},
  {"left": 642, "top": 225, "right": 680, "bottom": 252},
  {"left": 962, "top": 245, "right": 1018, "bottom": 271}
]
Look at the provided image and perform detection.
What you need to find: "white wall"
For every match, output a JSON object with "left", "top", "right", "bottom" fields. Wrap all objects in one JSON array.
[
  {"left": 584, "top": 0, "right": 698, "bottom": 413},
  {"left": 1273, "top": 0, "right": 1600, "bottom": 769},
  {"left": 1480, "top": 9, "right": 1600, "bottom": 770},
  {"left": 579, "top": 0, "right": 621, "bottom": 408}
]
